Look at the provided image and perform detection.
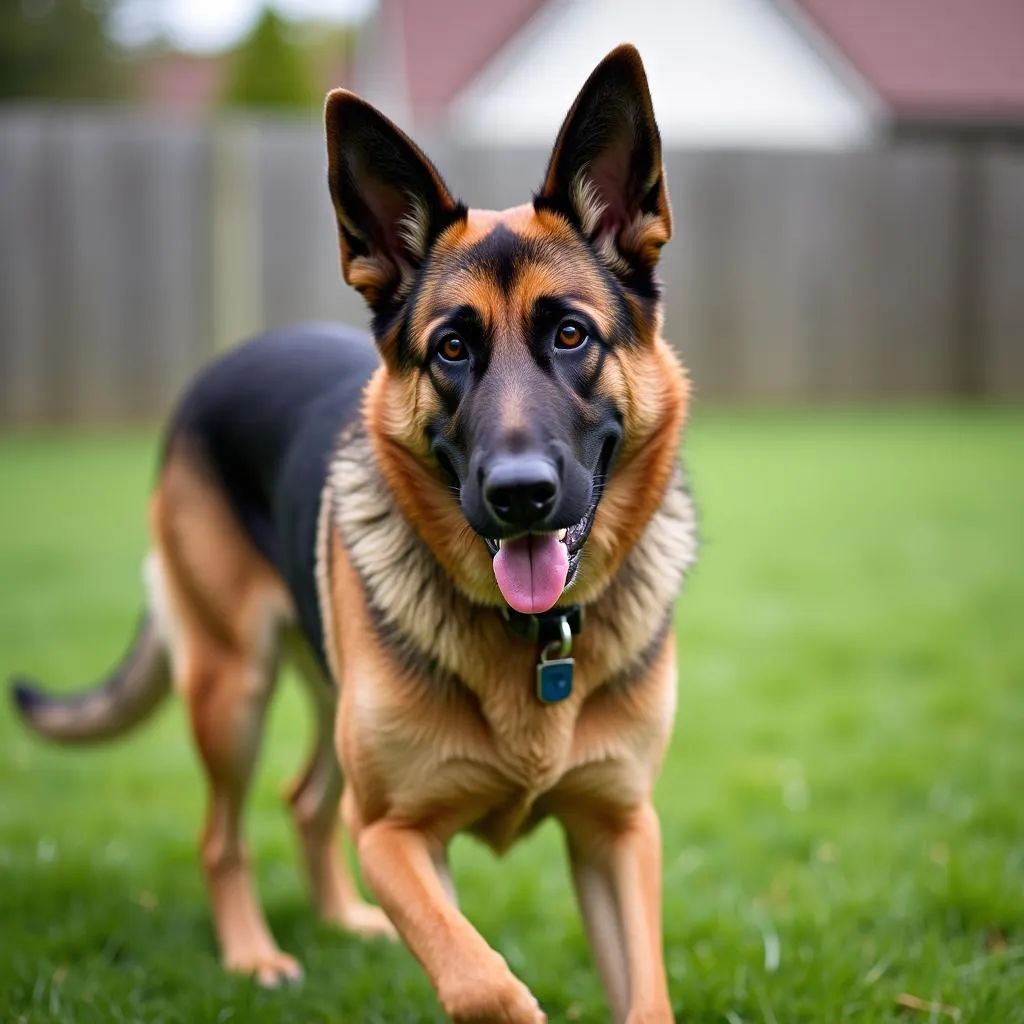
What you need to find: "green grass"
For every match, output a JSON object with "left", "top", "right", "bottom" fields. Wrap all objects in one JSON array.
[{"left": 1, "top": 409, "right": 1023, "bottom": 1023}]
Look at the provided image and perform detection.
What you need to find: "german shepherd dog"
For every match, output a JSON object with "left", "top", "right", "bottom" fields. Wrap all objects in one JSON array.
[{"left": 12, "top": 45, "right": 696, "bottom": 1022}]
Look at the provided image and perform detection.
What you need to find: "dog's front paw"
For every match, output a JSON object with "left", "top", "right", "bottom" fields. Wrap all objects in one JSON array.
[
  {"left": 225, "top": 949, "right": 304, "bottom": 988},
  {"left": 439, "top": 954, "right": 546, "bottom": 1023}
]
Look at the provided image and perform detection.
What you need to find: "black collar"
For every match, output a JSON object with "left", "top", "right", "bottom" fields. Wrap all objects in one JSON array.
[{"left": 501, "top": 604, "right": 585, "bottom": 646}]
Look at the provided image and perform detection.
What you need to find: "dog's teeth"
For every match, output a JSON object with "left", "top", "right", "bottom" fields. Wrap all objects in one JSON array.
[{"left": 557, "top": 529, "right": 567, "bottom": 541}]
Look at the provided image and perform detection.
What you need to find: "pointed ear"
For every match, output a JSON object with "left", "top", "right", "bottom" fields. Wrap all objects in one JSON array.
[
  {"left": 535, "top": 45, "right": 671, "bottom": 286},
  {"left": 325, "top": 90, "right": 465, "bottom": 321}
]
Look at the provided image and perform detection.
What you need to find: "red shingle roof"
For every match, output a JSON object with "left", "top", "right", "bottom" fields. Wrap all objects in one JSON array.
[
  {"left": 383, "top": 0, "right": 548, "bottom": 120},
  {"left": 794, "top": 0, "right": 1024, "bottom": 125}
]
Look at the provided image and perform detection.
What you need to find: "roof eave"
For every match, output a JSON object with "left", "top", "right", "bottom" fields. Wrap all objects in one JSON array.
[{"left": 771, "top": 0, "right": 887, "bottom": 124}]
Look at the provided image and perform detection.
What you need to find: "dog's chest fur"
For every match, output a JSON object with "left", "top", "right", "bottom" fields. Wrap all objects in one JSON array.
[{"left": 323, "top": 428, "right": 697, "bottom": 848}]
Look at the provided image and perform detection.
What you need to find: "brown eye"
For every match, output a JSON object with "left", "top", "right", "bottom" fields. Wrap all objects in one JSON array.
[
  {"left": 556, "top": 320, "right": 588, "bottom": 350},
  {"left": 439, "top": 334, "right": 467, "bottom": 361}
]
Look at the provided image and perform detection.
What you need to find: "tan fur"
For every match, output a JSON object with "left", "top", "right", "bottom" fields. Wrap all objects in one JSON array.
[{"left": 327, "top": 514, "right": 683, "bottom": 1022}]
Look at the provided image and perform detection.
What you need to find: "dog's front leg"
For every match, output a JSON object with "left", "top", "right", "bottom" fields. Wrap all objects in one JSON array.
[
  {"left": 564, "top": 802, "right": 672, "bottom": 1024},
  {"left": 358, "top": 821, "right": 546, "bottom": 1023}
]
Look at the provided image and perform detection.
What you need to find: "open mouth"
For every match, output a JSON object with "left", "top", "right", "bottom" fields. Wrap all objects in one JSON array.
[
  {"left": 482, "top": 437, "right": 614, "bottom": 615},
  {"left": 485, "top": 518, "right": 589, "bottom": 615}
]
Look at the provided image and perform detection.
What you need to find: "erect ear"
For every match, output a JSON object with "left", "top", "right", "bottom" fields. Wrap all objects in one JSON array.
[
  {"left": 325, "top": 90, "right": 465, "bottom": 323},
  {"left": 535, "top": 45, "right": 671, "bottom": 287}
]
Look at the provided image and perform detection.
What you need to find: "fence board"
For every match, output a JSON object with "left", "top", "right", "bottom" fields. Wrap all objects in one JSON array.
[
  {"left": 0, "top": 114, "right": 48, "bottom": 423},
  {"left": 981, "top": 148, "right": 1024, "bottom": 398},
  {"left": 258, "top": 120, "right": 367, "bottom": 333}
]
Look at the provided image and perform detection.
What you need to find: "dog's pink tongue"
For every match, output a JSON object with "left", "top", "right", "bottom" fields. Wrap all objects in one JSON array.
[{"left": 493, "top": 534, "right": 569, "bottom": 614}]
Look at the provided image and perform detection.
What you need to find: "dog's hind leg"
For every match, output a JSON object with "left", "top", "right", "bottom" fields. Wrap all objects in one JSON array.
[
  {"left": 285, "top": 640, "right": 396, "bottom": 940},
  {"left": 153, "top": 450, "right": 302, "bottom": 986},
  {"left": 183, "top": 636, "right": 303, "bottom": 987}
]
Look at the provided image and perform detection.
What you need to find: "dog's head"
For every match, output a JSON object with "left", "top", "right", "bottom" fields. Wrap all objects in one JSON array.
[{"left": 325, "top": 45, "right": 688, "bottom": 613}]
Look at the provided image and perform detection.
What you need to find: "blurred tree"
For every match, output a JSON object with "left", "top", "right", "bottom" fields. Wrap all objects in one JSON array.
[
  {"left": 0, "top": 0, "right": 128, "bottom": 101},
  {"left": 222, "top": 6, "right": 318, "bottom": 111}
]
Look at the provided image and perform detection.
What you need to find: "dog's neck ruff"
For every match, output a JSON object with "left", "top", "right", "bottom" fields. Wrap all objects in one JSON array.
[{"left": 323, "top": 425, "right": 697, "bottom": 698}]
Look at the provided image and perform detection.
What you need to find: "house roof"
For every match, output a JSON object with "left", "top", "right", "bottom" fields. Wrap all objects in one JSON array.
[
  {"left": 358, "top": 0, "right": 1024, "bottom": 146},
  {"left": 365, "top": 0, "right": 548, "bottom": 124},
  {"left": 792, "top": 0, "right": 1024, "bottom": 129},
  {"left": 449, "top": 0, "right": 872, "bottom": 147}
]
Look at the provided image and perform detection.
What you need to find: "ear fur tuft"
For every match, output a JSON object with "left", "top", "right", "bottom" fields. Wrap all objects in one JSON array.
[
  {"left": 535, "top": 45, "right": 671, "bottom": 288},
  {"left": 325, "top": 90, "right": 466, "bottom": 332}
]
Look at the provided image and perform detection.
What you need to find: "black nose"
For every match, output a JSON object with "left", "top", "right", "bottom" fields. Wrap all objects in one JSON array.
[{"left": 483, "top": 455, "right": 559, "bottom": 529}]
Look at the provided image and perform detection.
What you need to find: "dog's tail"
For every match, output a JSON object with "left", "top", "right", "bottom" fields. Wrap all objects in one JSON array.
[{"left": 9, "top": 612, "right": 172, "bottom": 745}]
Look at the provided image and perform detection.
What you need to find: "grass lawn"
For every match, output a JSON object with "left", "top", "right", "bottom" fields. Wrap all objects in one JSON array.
[{"left": 1, "top": 408, "right": 1022, "bottom": 1023}]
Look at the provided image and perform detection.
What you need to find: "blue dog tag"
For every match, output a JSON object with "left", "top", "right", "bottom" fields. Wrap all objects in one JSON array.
[{"left": 537, "top": 657, "right": 574, "bottom": 703}]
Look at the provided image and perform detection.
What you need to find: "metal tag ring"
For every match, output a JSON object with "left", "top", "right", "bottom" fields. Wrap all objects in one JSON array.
[{"left": 540, "top": 616, "right": 572, "bottom": 662}]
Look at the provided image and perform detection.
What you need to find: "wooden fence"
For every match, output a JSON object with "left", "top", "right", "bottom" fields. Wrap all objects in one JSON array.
[{"left": 0, "top": 109, "right": 1021, "bottom": 423}]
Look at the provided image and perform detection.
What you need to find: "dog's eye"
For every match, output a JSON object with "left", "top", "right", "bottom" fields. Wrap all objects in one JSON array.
[
  {"left": 438, "top": 334, "right": 468, "bottom": 362},
  {"left": 555, "top": 320, "right": 588, "bottom": 350}
]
